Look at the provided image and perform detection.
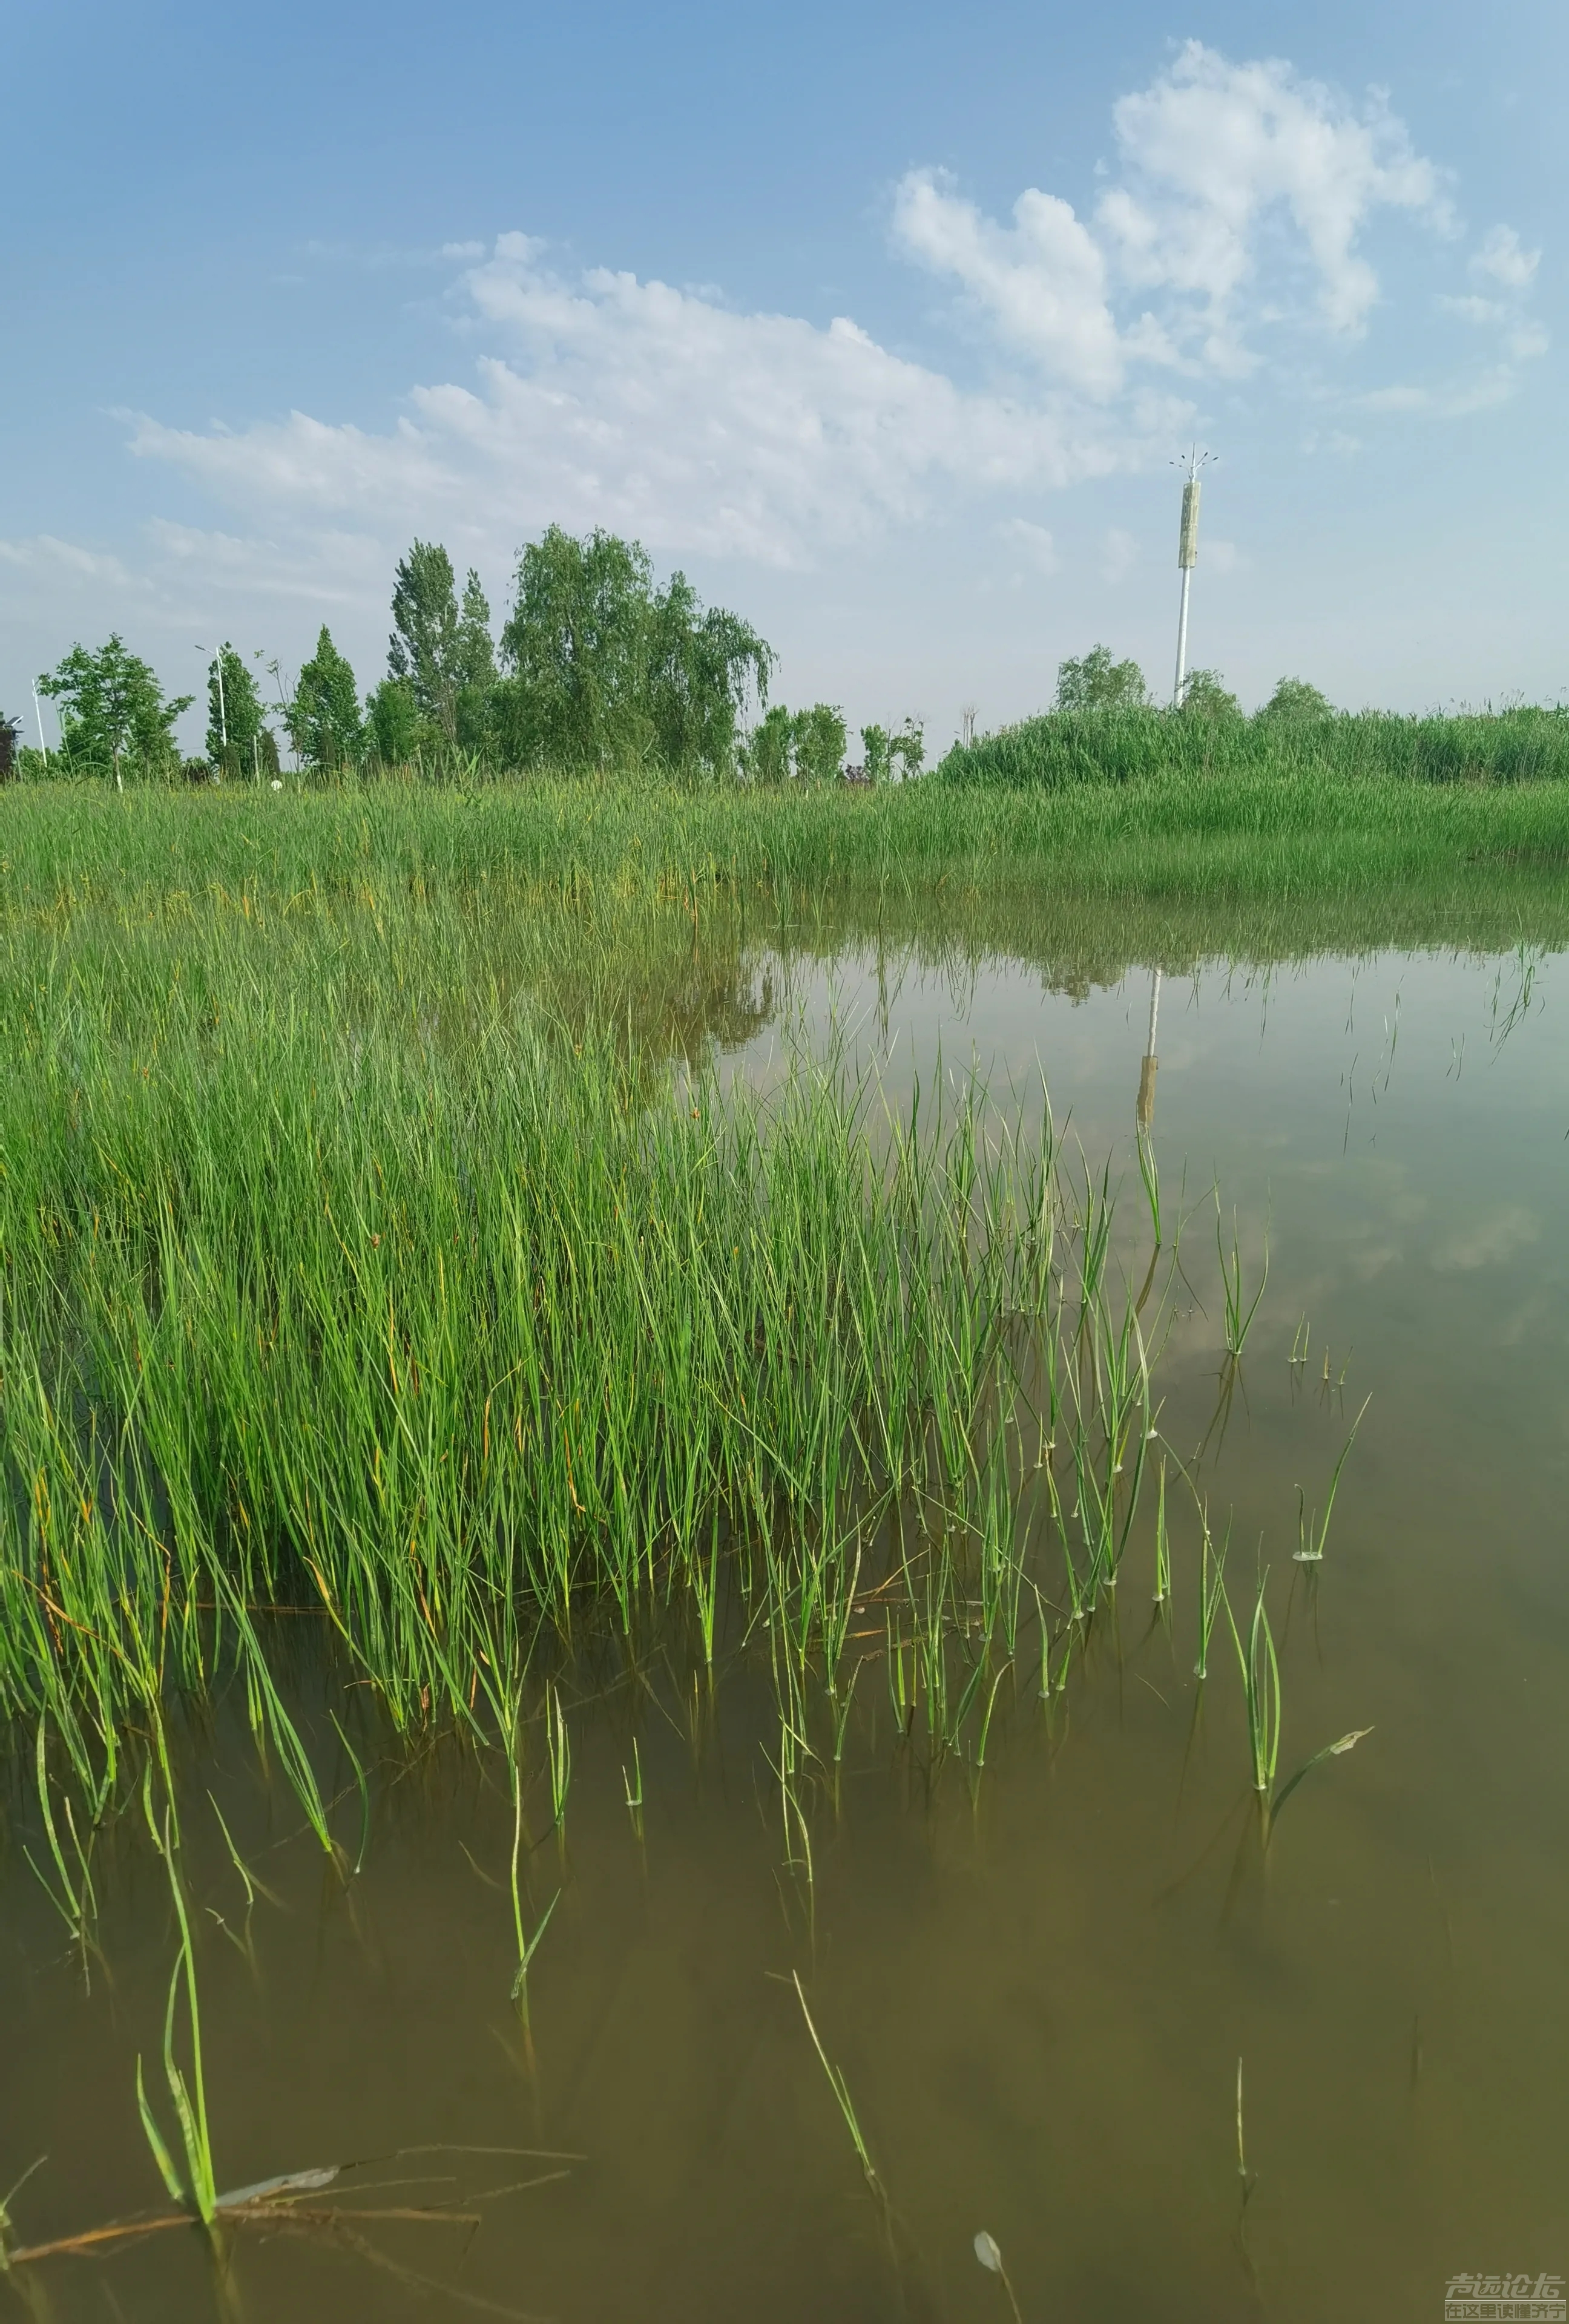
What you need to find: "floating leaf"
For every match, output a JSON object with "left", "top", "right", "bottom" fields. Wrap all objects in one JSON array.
[
  {"left": 1271, "top": 1725, "right": 1375, "bottom": 1827},
  {"left": 215, "top": 2164, "right": 341, "bottom": 2211}
]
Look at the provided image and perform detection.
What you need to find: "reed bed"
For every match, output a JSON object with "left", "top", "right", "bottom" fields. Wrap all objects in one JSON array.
[
  {"left": 0, "top": 786, "right": 1392, "bottom": 1870},
  {"left": 0, "top": 968, "right": 1059, "bottom": 1739},
  {"left": 4, "top": 772, "right": 1569, "bottom": 960},
  {"left": 938, "top": 706, "right": 1569, "bottom": 789},
  {"left": 0, "top": 844, "right": 1166, "bottom": 1768},
  {"left": 0, "top": 787, "right": 1413, "bottom": 2293}
]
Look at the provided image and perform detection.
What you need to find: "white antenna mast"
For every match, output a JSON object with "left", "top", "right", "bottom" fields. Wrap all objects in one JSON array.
[{"left": 1171, "top": 445, "right": 1215, "bottom": 709}]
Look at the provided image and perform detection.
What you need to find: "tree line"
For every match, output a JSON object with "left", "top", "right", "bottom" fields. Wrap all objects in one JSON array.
[
  {"left": 1053, "top": 643, "right": 1333, "bottom": 720},
  {"left": 11, "top": 527, "right": 926, "bottom": 786}
]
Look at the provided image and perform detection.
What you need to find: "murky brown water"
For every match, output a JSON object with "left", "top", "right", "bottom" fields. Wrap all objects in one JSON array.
[{"left": 5, "top": 940, "right": 1567, "bottom": 2322}]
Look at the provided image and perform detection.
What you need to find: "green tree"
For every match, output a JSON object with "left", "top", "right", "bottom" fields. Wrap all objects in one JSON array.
[
  {"left": 889, "top": 716, "right": 924, "bottom": 779},
  {"left": 289, "top": 628, "right": 363, "bottom": 772},
  {"left": 744, "top": 703, "right": 795, "bottom": 784},
  {"left": 791, "top": 703, "right": 847, "bottom": 783},
  {"left": 39, "top": 635, "right": 192, "bottom": 786},
  {"left": 645, "top": 572, "right": 772, "bottom": 775},
  {"left": 860, "top": 716, "right": 924, "bottom": 781},
  {"left": 454, "top": 569, "right": 498, "bottom": 754},
  {"left": 1177, "top": 668, "right": 1242, "bottom": 719},
  {"left": 389, "top": 541, "right": 470, "bottom": 744},
  {"left": 364, "top": 676, "right": 421, "bottom": 767},
  {"left": 1258, "top": 675, "right": 1334, "bottom": 720},
  {"left": 498, "top": 528, "right": 653, "bottom": 767},
  {"left": 496, "top": 526, "right": 772, "bottom": 774},
  {"left": 0, "top": 715, "right": 19, "bottom": 783},
  {"left": 206, "top": 644, "right": 272, "bottom": 776},
  {"left": 1054, "top": 645, "right": 1150, "bottom": 712}
]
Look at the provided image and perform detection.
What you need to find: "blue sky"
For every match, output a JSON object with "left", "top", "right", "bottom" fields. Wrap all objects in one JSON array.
[{"left": 4, "top": 0, "right": 1564, "bottom": 751}]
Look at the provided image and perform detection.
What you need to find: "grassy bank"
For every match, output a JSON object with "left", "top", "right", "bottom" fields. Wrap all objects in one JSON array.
[
  {"left": 5, "top": 770, "right": 1569, "bottom": 957},
  {"left": 937, "top": 706, "right": 1569, "bottom": 788}
]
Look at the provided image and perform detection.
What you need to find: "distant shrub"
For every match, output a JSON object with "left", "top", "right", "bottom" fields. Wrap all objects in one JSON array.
[
  {"left": 365, "top": 676, "right": 421, "bottom": 769},
  {"left": 937, "top": 707, "right": 1569, "bottom": 789},
  {"left": 741, "top": 702, "right": 848, "bottom": 784},
  {"left": 1259, "top": 677, "right": 1335, "bottom": 720},
  {"left": 1178, "top": 669, "right": 1242, "bottom": 720},
  {"left": 1055, "top": 645, "right": 1150, "bottom": 711},
  {"left": 790, "top": 704, "right": 848, "bottom": 784}
]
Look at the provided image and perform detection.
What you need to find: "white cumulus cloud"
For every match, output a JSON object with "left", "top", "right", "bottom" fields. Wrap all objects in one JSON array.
[
  {"left": 892, "top": 173, "right": 1125, "bottom": 393},
  {"left": 131, "top": 235, "right": 1163, "bottom": 576},
  {"left": 1102, "top": 43, "right": 1450, "bottom": 351},
  {"left": 1472, "top": 225, "right": 1539, "bottom": 290},
  {"left": 895, "top": 42, "right": 1455, "bottom": 386}
]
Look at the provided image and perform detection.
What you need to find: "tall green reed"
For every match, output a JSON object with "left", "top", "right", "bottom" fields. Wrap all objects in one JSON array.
[{"left": 0, "top": 812, "right": 1372, "bottom": 1825}]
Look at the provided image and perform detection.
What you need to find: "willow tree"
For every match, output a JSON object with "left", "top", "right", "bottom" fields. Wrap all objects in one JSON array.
[{"left": 496, "top": 527, "right": 772, "bottom": 775}]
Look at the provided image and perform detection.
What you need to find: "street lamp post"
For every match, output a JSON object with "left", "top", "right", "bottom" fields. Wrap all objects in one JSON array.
[{"left": 198, "top": 644, "right": 228, "bottom": 761}]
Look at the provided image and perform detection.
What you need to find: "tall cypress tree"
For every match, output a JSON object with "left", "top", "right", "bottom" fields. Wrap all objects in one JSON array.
[
  {"left": 289, "top": 628, "right": 363, "bottom": 771},
  {"left": 389, "top": 542, "right": 462, "bottom": 743}
]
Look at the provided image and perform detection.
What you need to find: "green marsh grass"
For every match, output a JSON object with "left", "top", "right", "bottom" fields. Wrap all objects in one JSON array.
[
  {"left": 26, "top": 1719, "right": 98, "bottom": 1958},
  {"left": 938, "top": 704, "right": 1569, "bottom": 790},
  {"left": 545, "top": 1685, "right": 571, "bottom": 1830},
  {"left": 1153, "top": 1459, "right": 1171, "bottom": 1608},
  {"left": 7, "top": 772, "right": 1569, "bottom": 963},
  {"left": 0, "top": 780, "right": 1392, "bottom": 1902}
]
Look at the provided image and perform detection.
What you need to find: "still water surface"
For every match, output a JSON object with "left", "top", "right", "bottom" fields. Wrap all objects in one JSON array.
[{"left": 5, "top": 939, "right": 1567, "bottom": 2322}]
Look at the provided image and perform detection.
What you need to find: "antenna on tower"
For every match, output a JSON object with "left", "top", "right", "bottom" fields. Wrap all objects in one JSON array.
[{"left": 1170, "top": 444, "right": 1216, "bottom": 711}]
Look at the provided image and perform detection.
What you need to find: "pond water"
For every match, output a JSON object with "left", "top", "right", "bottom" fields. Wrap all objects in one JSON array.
[{"left": 4, "top": 936, "right": 1567, "bottom": 2322}]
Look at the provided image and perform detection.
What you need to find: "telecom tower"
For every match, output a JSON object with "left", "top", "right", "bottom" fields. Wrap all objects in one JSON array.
[{"left": 1171, "top": 447, "right": 1214, "bottom": 710}]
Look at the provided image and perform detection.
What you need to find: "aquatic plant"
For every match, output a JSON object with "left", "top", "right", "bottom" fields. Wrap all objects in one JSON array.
[
  {"left": 1295, "top": 1397, "right": 1371, "bottom": 1563},
  {"left": 1225, "top": 1575, "right": 1282, "bottom": 1799},
  {"left": 1217, "top": 1201, "right": 1269, "bottom": 1359},
  {"left": 136, "top": 1784, "right": 217, "bottom": 2226},
  {"left": 792, "top": 1972, "right": 882, "bottom": 2200}
]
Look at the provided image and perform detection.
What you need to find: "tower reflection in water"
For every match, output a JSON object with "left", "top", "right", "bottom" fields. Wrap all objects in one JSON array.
[{"left": 1137, "top": 968, "right": 1160, "bottom": 1132}]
